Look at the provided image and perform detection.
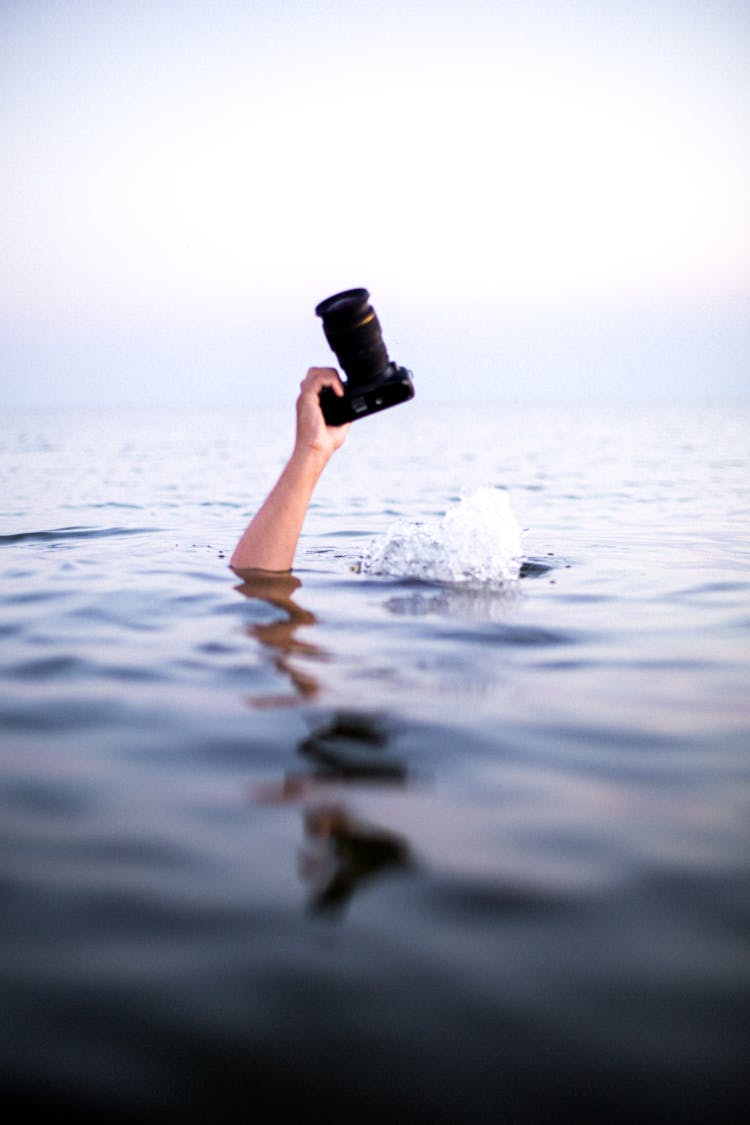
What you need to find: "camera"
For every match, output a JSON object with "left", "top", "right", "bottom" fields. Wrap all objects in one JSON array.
[{"left": 315, "top": 288, "right": 415, "bottom": 425}]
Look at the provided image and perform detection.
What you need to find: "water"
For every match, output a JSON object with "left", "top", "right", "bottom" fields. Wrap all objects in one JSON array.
[
  {"left": 1, "top": 399, "right": 748, "bottom": 1122},
  {"left": 361, "top": 484, "right": 523, "bottom": 584}
]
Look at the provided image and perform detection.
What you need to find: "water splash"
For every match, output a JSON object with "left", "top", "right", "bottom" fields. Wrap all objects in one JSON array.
[{"left": 361, "top": 486, "right": 524, "bottom": 586}]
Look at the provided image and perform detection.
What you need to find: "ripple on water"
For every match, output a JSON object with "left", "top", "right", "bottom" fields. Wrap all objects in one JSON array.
[{"left": 0, "top": 525, "right": 161, "bottom": 545}]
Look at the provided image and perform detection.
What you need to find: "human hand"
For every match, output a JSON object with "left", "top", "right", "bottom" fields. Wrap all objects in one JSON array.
[{"left": 293, "top": 367, "right": 351, "bottom": 463}]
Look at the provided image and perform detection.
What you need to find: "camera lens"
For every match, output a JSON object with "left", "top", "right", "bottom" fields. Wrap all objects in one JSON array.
[{"left": 315, "top": 288, "right": 390, "bottom": 388}]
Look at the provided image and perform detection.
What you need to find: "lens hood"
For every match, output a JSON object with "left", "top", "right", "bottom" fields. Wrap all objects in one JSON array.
[{"left": 315, "top": 288, "right": 414, "bottom": 425}]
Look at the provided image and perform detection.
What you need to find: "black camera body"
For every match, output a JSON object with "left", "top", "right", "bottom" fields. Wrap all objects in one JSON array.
[{"left": 315, "top": 288, "right": 415, "bottom": 425}]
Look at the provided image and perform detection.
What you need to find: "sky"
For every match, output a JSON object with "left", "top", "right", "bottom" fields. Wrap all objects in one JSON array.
[{"left": 1, "top": 0, "right": 748, "bottom": 407}]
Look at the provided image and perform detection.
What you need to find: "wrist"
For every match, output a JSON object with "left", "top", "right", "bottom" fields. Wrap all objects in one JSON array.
[{"left": 289, "top": 442, "right": 331, "bottom": 475}]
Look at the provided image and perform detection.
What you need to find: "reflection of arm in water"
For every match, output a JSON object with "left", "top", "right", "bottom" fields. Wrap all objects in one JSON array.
[
  {"left": 230, "top": 367, "right": 351, "bottom": 573},
  {"left": 234, "top": 569, "right": 322, "bottom": 705}
]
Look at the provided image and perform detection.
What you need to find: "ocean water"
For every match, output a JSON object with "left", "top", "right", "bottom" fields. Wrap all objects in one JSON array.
[{"left": 1, "top": 399, "right": 748, "bottom": 1122}]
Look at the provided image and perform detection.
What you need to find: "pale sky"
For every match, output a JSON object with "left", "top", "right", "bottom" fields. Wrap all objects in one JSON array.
[{"left": 2, "top": 0, "right": 748, "bottom": 406}]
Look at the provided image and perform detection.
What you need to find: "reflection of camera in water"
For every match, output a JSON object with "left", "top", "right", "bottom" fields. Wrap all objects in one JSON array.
[{"left": 315, "top": 288, "right": 415, "bottom": 425}]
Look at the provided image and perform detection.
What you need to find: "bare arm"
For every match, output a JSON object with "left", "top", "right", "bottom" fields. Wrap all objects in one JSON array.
[{"left": 230, "top": 367, "right": 350, "bottom": 572}]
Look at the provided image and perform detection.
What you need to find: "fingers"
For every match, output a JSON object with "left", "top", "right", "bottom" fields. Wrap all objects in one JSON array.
[{"left": 300, "top": 366, "right": 345, "bottom": 398}]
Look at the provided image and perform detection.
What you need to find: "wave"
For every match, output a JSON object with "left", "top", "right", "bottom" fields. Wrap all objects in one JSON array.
[
  {"left": 0, "top": 526, "right": 159, "bottom": 545},
  {"left": 361, "top": 486, "right": 524, "bottom": 586}
]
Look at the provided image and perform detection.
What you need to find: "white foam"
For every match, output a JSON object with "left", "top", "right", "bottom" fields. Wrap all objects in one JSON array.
[{"left": 361, "top": 486, "right": 524, "bottom": 586}]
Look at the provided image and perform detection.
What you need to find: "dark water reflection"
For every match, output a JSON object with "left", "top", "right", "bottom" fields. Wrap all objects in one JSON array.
[
  {"left": 236, "top": 571, "right": 413, "bottom": 916},
  {"left": 252, "top": 702, "right": 414, "bottom": 920}
]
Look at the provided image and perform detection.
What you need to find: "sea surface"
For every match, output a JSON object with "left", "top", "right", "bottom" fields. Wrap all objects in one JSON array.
[{"left": 1, "top": 399, "right": 749, "bottom": 1122}]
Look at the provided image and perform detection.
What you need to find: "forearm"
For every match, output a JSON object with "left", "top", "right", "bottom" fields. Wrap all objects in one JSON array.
[{"left": 230, "top": 447, "right": 329, "bottom": 572}]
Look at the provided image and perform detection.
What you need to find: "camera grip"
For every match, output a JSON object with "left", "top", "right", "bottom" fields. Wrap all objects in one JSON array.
[
  {"left": 319, "top": 386, "right": 352, "bottom": 427},
  {"left": 319, "top": 367, "right": 415, "bottom": 426}
]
